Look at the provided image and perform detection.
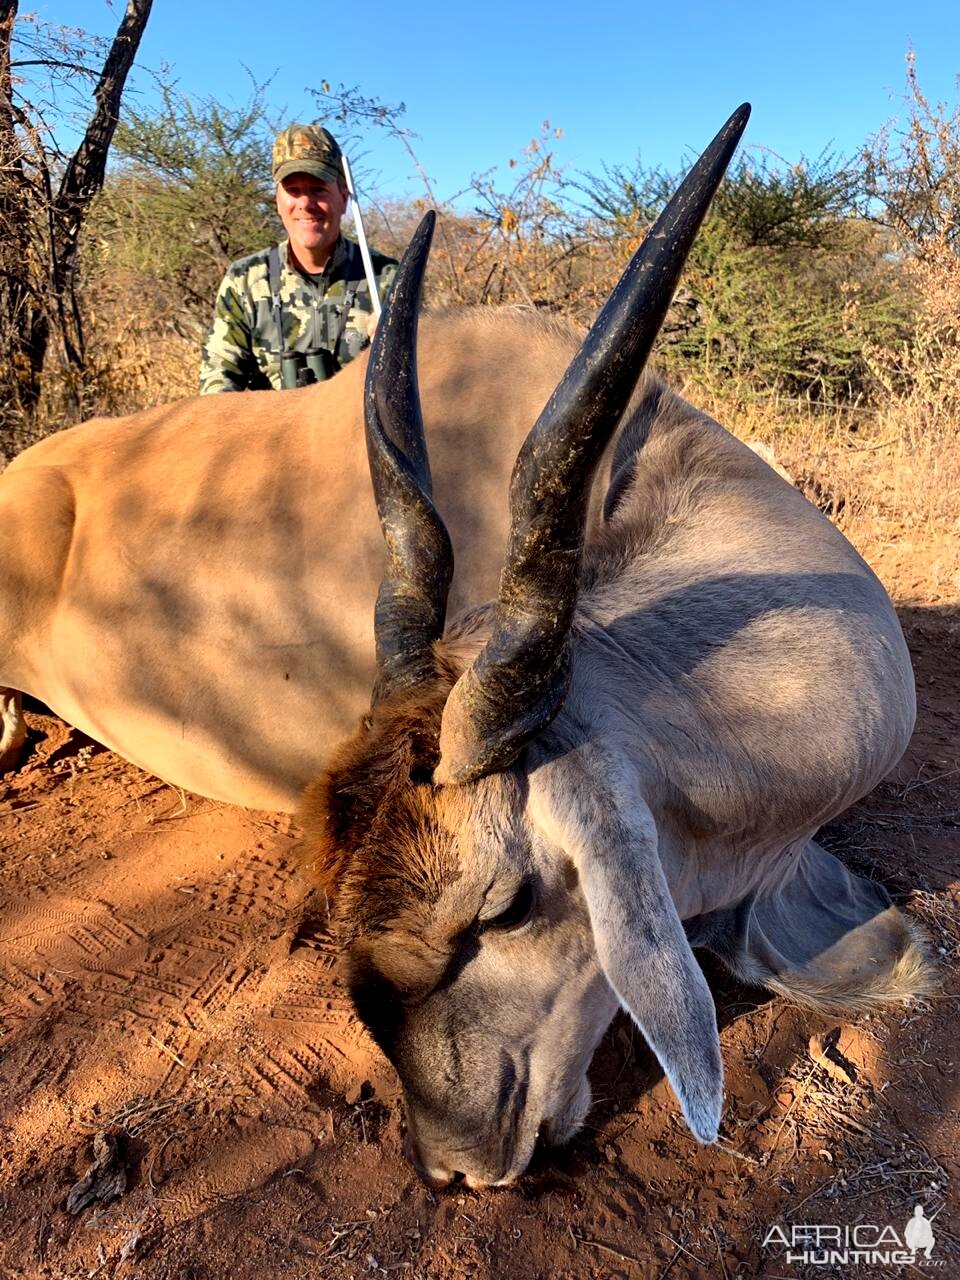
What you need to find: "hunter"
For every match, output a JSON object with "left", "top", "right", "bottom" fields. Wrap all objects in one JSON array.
[{"left": 200, "top": 124, "right": 397, "bottom": 393}]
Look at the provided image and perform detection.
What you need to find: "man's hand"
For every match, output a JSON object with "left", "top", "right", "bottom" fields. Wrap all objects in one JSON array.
[{"left": 367, "top": 313, "right": 379, "bottom": 338}]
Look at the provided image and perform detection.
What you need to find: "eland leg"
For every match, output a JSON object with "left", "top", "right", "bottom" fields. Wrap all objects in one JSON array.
[
  {"left": 0, "top": 464, "right": 75, "bottom": 777},
  {"left": 689, "top": 840, "right": 933, "bottom": 1013},
  {"left": 0, "top": 688, "right": 26, "bottom": 772}
]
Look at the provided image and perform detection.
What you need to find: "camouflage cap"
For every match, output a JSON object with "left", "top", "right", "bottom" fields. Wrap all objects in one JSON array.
[{"left": 272, "top": 124, "right": 345, "bottom": 186}]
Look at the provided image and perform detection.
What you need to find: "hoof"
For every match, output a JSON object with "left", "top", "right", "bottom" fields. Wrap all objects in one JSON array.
[{"left": 0, "top": 689, "right": 27, "bottom": 772}]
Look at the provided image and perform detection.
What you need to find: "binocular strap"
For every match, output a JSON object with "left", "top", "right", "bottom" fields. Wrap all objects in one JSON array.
[
  {"left": 268, "top": 244, "right": 285, "bottom": 345},
  {"left": 269, "top": 240, "right": 362, "bottom": 371},
  {"left": 331, "top": 241, "right": 360, "bottom": 361}
]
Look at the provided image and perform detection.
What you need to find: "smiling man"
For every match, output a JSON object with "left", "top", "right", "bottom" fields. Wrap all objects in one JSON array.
[{"left": 200, "top": 124, "right": 397, "bottom": 393}]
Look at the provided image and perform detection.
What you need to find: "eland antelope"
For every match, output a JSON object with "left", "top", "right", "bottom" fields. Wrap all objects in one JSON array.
[{"left": 0, "top": 107, "right": 929, "bottom": 1188}]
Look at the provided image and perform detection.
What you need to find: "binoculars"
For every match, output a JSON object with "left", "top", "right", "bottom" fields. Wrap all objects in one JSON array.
[{"left": 280, "top": 347, "right": 338, "bottom": 389}]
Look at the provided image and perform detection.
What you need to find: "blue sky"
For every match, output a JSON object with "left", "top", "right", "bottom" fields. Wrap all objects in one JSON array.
[{"left": 53, "top": 0, "right": 959, "bottom": 203}]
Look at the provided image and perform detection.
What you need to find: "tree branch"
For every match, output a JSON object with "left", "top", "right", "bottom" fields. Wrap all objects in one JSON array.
[
  {"left": 11, "top": 58, "right": 101, "bottom": 77},
  {"left": 54, "top": 0, "right": 153, "bottom": 249},
  {"left": 49, "top": 0, "right": 153, "bottom": 365}
]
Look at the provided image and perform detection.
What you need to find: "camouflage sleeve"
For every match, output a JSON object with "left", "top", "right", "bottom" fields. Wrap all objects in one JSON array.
[
  {"left": 199, "top": 272, "right": 259, "bottom": 394},
  {"left": 376, "top": 259, "right": 398, "bottom": 306}
]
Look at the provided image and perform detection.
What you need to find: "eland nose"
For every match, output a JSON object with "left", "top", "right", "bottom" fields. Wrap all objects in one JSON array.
[{"left": 402, "top": 1130, "right": 463, "bottom": 1191}]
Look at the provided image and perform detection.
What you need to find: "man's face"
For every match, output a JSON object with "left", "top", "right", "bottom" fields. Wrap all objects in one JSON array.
[{"left": 276, "top": 172, "right": 348, "bottom": 265}]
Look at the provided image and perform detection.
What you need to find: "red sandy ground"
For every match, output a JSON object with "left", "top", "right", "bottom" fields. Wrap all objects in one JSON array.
[{"left": 1, "top": 599, "right": 958, "bottom": 1280}]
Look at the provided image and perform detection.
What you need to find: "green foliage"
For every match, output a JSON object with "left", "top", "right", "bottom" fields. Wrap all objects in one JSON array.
[
  {"left": 575, "top": 149, "right": 916, "bottom": 402},
  {"left": 94, "top": 76, "right": 281, "bottom": 318},
  {"left": 713, "top": 151, "right": 862, "bottom": 249}
]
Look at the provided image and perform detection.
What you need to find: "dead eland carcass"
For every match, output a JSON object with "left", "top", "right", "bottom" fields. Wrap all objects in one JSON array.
[{"left": 0, "top": 107, "right": 929, "bottom": 1189}]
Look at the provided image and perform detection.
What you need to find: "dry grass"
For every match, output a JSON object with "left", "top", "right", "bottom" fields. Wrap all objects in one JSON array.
[
  {"left": 687, "top": 377, "right": 960, "bottom": 606},
  {"left": 1, "top": 322, "right": 196, "bottom": 463}
]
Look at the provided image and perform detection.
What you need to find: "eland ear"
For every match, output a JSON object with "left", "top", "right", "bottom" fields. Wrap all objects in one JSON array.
[
  {"left": 578, "top": 834, "right": 724, "bottom": 1143},
  {"left": 529, "top": 750, "right": 723, "bottom": 1144}
]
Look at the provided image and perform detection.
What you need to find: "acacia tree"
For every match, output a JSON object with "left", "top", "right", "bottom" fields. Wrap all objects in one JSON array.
[
  {"left": 572, "top": 148, "right": 911, "bottom": 403},
  {"left": 862, "top": 55, "right": 960, "bottom": 253},
  {"left": 0, "top": 0, "right": 152, "bottom": 416},
  {"left": 101, "top": 76, "right": 281, "bottom": 322},
  {"left": 861, "top": 57, "right": 960, "bottom": 419}
]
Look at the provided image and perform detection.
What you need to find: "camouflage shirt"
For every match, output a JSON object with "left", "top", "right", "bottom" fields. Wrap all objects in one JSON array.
[{"left": 200, "top": 235, "right": 397, "bottom": 394}]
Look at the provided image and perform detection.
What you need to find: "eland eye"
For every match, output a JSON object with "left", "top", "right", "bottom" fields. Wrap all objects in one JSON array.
[{"left": 481, "top": 881, "right": 535, "bottom": 933}]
